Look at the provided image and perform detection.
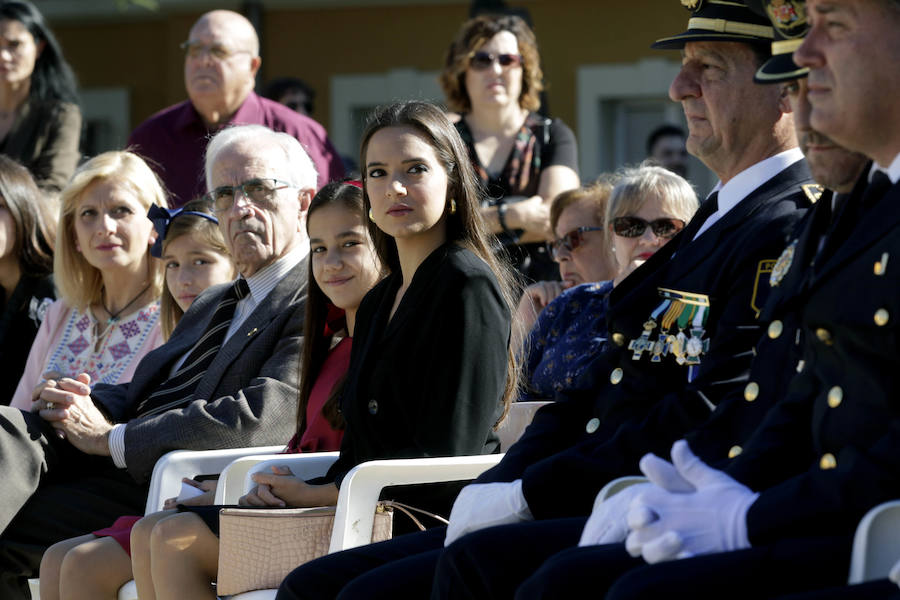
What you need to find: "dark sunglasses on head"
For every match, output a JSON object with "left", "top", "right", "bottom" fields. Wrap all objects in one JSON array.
[
  {"left": 469, "top": 51, "right": 523, "bottom": 71},
  {"left": 611, "top": 216, "right": 685, "bottom": 239},
  {"left": 547, "top": 226, "right": 604, "bottom": 260}
]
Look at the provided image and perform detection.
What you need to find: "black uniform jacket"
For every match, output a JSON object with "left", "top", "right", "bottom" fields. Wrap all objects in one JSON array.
[
  {"left": 725, "top": 172, "right": 900, "bottom": 547},
  {"left": 325, "top": 244, "right": 510, "bottom": 495},
  {"left": 478, "top": 159, "right": 814, "bottom": 519}
]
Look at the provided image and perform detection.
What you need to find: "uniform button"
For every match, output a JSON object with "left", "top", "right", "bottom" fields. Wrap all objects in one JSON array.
[
  {"left": 585, "top": 417, "right": 600, "bottom": 434},
  {"left": 815, "top": 328, "right": 833, "bottom": 345},
  {"left": 796, "top": 359, "right": 805, "bottom": 373},
  {"left": 874, "top": 308, "right": 890, "bottom": 327},
  {"left": 744, "top": 382, "right": 759, "bottom": 402},
  {"left": 819, "top": 453, "right": 837, "bottom": 470},
  {"left": 610, "top": 368, "right": 623, "bottom": 385},
  {"left": 728, "top": 445, "right": 743, "bottom": 459},
  {"left": 612, "top": 333, "right": 626, "bottom": 346},
  {"left": 367, "top": 399, "right": 379, "bottom": 415},
  {"left": 767, "top": 320, "right": 783, "bottom": 339},
  {"left": 827, "top": 386, "right": 843, "bottom": 408}
]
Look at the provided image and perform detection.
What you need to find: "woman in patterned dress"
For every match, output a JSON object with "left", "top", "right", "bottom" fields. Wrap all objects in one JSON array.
[{"left": 9, "top": 150, "right": 167, "bottom": 410}]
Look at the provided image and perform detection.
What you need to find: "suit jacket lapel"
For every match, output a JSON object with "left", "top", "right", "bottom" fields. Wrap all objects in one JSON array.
[
  {"left": 810, "top": 180, "right": 900, "bottom": 287},
  {"left": 194, "top": 258, "right": 309, "bottom": 399}
]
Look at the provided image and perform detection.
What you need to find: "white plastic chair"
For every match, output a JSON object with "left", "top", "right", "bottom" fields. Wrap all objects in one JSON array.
[
  {"left": 848, "top": 500, "right": 900, "bottom": 584},
  {"left": 595, "top": 476, "right": 648, "bottom": 503}
]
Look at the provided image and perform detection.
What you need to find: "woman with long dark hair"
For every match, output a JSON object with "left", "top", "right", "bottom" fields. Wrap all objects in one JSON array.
[{"left": 0, "top": 0, "right": 81, "bottom": 195}]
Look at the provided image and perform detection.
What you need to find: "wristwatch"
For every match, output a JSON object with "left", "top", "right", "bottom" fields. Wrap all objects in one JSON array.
[{"left": 497, "top": 201, "right": 512, "bottom": 235}]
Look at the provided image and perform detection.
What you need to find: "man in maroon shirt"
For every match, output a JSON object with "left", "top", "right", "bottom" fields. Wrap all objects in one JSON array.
[{"left": 128, "top": 9, "right": 344, "bottom": 207}]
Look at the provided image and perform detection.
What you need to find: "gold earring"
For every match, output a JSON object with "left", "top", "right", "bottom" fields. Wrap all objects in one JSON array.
[
  {"left": 368, "top": 207, "right": 375, "bottom": 221},
  {"left": 449, "top": 199, "right": 457, "bottom": 215}
]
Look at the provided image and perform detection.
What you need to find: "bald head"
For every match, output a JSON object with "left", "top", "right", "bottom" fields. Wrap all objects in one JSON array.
[{"left": 184, "top": 10, "right": 262, "bottom": 128}]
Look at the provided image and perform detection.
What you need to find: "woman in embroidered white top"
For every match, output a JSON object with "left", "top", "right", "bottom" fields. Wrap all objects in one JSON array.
[{"left": 9, "top": 151, "right": 167, "bottom": 410}]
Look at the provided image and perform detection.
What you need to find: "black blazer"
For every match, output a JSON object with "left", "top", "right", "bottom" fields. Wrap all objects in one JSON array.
[
  {"left": 0, "top": 274, "right": 55, "bottom": 404},
  {"left": 724, "top": 172, "right": 900, "bottom": 547},
  {"left": 478, "top": 159, "right": 814, "bottom": 519},
  {"left": 326, "top": 244, "right": 510, "bottom": 491}
]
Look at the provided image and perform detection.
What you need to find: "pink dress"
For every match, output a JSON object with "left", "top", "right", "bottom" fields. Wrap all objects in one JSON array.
[
  {"left": 10, "top": 300, "right": 163, "bottom": 409},
  {"left": 93, "top": 337, "right": 351, "bottom": 554}
]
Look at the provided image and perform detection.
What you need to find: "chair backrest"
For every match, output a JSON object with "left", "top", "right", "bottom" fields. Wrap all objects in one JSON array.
[
  {"left": 496, "top": 401, "right": 551, "bottom": 451},
  {"left": 848, "top": 500, "right": 900, "bottom": 584}
]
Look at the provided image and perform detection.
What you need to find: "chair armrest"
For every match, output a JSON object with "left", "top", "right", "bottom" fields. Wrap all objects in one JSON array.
[
  {"left": 145, "top": 446, "right": 284, "bottom": 514},
  {"left": 848, "top": 500, "right": 900, "bottom": 584},
  {"left": 219, "top": 452, "right": 342, "bottom": 504},
  {"left": 330, "top": 454, "right": 503, "bottom": 553},
  {"left": 596, "top": 476, "right": 648, "bottom": 503}
]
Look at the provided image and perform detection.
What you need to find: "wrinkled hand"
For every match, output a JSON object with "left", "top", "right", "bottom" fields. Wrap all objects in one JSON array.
[
  {"left": 624, "top": 440, "right": 758, "bottom": 564},
  {"left": 30, "top": 370, "right": 65, "bottom": 412},
  {"left": 163, "top": 478, "right": 217, "bottom": 510},
  {"left": 444, "top": 480, "right": 533, "bottom": 547},
  {"left": 39, "top": 374, "right": 113, "bottom": 455}
]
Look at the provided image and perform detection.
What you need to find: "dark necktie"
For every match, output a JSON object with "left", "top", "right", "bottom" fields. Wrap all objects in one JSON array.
[
  {"left": 678, "top": 191, "right": 720, "bottom": 251},
  {"left": 136, "top": 278, "right": 250, "bottom": 418},
  {"left": 816, "top": 171, "right": 893, "bottom": 268}
]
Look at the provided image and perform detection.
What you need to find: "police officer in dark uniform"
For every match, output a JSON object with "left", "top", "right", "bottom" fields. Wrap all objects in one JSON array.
[
  {"left": 508, "top": 0, "right": 900, "bottom": 597},
  {"left": 275, "top": 3, "right": 816, "bottom": 598}
]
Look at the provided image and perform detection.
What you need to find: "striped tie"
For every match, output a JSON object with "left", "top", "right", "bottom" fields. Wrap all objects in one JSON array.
[{"left": 136, "top": 278, "right": 250, "bottom": 418}]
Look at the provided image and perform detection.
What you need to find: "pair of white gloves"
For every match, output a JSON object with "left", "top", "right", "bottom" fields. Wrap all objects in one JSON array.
[{"left": 444, "top": 439, "right": 759, "bottom": 566}]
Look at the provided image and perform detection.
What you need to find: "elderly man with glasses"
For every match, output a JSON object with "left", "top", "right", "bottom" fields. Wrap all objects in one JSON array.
[
  {"left": 0, "top": 124, "right": 314, "bottom": 599},
  {"left": 128, "top": 9, "right": 344, "bottom": 207}
]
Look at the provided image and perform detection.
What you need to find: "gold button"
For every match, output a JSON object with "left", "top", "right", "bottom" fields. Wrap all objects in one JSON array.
[
  {"left": 875, "top": 262, "right": 885, "bottom": 276},
  {"left": 875, "top": 309, "right": 890, "bottom": 327},
  {"left": 612, "top": 333, "right": 626, "bottom": 346},
  {"left": 819, "top": 453, "right": 837, "bottom": 470},
  {"left": 367, "top": 399, "right": 379, "bottom": 415},
  {"left": 586, "top": 417, "right": 600, "bottom": 434},
  {"left": 815, "top": 328, "right": 833, "bottom": 345},
  {"left": 767, "top": 320, "right": 783, "bottom": 339},
  {"left": 610, "top": 368, "right": 623, "bottom": 385},
  {"left": 728, "top": 445, "right": 743, "bottom": 458},
  {"left": 827, "top": 386, "right": 843, "bottom": 408},
  {"left": 744, "top": 382, "right": 759, "bottom": 402}
]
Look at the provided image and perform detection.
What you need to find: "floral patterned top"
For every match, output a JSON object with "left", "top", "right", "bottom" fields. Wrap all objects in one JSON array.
[
  {"left": 10, "top": 299, "right": 164, "bottom": 409},
  {"left": 521, "top": 281, "right": 614, "bottom": 400}
]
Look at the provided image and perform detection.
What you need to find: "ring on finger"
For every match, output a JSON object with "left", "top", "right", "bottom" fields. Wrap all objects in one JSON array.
[{"left": 45, "top": 401, "right": 54, "bottom": 410}]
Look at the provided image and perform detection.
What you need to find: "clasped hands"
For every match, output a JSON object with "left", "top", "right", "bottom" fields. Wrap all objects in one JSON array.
[
  {"left": 580, "top": 440, "right": 758, "bottom": 564},
  {"left": 34, "top": 371, "right": 115, "bottom": 456}
]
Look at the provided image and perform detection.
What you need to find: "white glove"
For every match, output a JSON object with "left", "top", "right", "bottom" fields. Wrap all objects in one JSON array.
[
  {"left": 444, "top": 480, "right": 533, "bottom": 546},
  {"left": 578, "top": 466, "right": 695, "bottom": 547},
  {"left": 624, "top": 440, "right": 759, "bottom": 563},
  {"left": 889, "top": 556, "right": 900, "bottom": 589}
]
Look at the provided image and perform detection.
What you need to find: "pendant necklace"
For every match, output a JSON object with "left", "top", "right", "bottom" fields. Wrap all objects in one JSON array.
[{"left": 94, "top": 283, "right": 152, "bottom": 342}]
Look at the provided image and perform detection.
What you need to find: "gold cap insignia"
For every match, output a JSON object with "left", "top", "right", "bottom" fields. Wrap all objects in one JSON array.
[{"left": 764, "top": 0, "right": 807, "bottom": 38}]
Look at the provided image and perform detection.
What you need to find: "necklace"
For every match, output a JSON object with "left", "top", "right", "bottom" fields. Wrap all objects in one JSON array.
[{"left": 93, "top": 282, "right": 152, "bottom": 345}]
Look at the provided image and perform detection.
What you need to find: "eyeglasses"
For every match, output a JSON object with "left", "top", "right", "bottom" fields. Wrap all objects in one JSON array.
[
  {"left": 180, "top": 40, "right": 251, "bottom": 61},
  {"left": 468, "top": 51, "right": 523, "bottom": 71},
  {"left": 611, "top": 216, "right": 685, "bottom": 239},
  {"left": 547, "top": 226, "right": 604, "bottom": 260},
  {"left": 205, "top": 178, "right": 294, "bottom": 214}
]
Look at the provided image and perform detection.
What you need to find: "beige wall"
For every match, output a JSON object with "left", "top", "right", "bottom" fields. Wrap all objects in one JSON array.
[{"left": 52, "top": 1, "right": 688, "bottom": 139}]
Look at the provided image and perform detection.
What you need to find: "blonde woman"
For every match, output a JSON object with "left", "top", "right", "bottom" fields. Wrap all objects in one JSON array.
[{"left": 10, "top": 150, "right": 166, "bottom": 410}]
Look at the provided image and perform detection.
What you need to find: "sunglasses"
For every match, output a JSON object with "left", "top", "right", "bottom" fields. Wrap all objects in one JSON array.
[
  {"left": 611, "top": 216, "right": 685, "bottom": 239},
  {"left": 547, "top": 226, "right": 604, "bottom": 260},
  {"left": 469, "top": 51, "right": 523, "bottom": 71}
]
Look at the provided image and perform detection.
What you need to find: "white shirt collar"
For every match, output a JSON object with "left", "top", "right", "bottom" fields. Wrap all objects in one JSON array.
[
  {"left": 873, "top": 153, "right": 900, "bottom": 184},
  {"left": 241, "top": 243, "right": 308, "bottom": 305}
]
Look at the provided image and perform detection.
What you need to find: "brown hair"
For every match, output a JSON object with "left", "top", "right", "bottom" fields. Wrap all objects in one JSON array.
[
  {"left": 159, "top": 197, "right": 233, "bottom": 340},
  {"left": 440, "top": 14, "right": 544, "bottom": 113},
  {"left": 0, "top": 155, "right": 55, "bottom": 277},
  {"left": 359, "top": 101, "right": 522, "bottom": 425}
]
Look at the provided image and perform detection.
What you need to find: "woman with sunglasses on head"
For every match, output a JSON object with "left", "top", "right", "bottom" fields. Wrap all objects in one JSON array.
[
  {"left": 440, "top": 14, "right": 579, "bottom": 282},
  {"left": 520, "top": 165, "right": 697, "bottom": 401}
]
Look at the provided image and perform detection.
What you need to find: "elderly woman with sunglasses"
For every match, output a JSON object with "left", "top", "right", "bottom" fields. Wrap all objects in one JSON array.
[
  {"left": 440, "top": 14, "right": 579, "bottom": 282},
  {"left": 520, "top": 165, "right": 697, "bottom": 401}
]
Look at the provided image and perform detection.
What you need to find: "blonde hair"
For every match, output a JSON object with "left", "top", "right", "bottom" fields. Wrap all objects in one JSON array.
[
  {"left": 55, "top": 151, "right": 168, "bottom": 309},
  {"left": 605, "top": 163, "right": 699, "bottom": 229}
]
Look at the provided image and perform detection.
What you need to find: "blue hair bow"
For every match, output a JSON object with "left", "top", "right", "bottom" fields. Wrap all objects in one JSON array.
[{"left": 147, "top": 204, "right": 219, "bottom": 258}]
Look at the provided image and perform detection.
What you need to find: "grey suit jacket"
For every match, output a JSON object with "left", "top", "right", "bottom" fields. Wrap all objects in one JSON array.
[{"left": 92, "top": 258, "right": 308, "bottom": 483}]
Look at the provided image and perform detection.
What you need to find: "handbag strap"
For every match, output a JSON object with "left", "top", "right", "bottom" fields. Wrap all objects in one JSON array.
[{"left": 379, "top": 500, "right": 450, "bottom": 531}]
